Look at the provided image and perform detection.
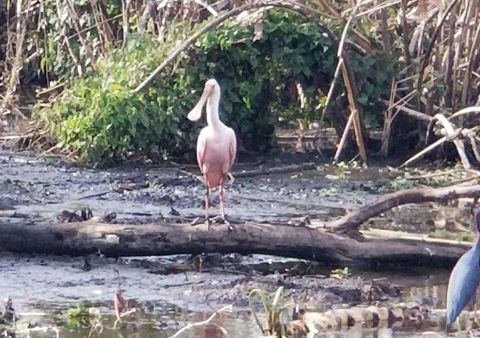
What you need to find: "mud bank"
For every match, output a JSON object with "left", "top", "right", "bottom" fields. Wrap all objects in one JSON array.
[{"left": 0, "top": 149, "right": 474, "bottom": 337}]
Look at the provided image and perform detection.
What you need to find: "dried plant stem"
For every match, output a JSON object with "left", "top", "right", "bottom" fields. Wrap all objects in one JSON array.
[
  {"left": 433, "top": 113, "right": 471, "bottom": 169},
  {"left": 400, "top": 131, "right": 460, "bottom": 168},
  {"left": 0, "top": 0, "right": 32, "bottom": 117},
  {"left": 341, "top": 60, "right": 368, "bottom": 165},
  {"left": 461, "top": 22, "right": 480, "bottom": 105},
  {"left": 416, "top": 0, "right": 462, "bottom": 99},
  {"left": 333, "top": 109, "right": 357, "bottom": 163},
  {"left": 379, "top": 80, "right": 396, "bottom": 157},
  {"left": 168, "top": 305, "right": 232, "bottom": 338},
  {"left": 65, "top": 0, "right": 96, "bottom": 68},
  {"left": 400, "top": 0, "right": 411, "bottom": 66},
  {"left": 444, "top": 2, "right": 458, "bottom": 108},
  {"left": 121, "top": 0, "right": 131, "bottom": 48},
  {"left": 318, "top": 58, "right": 343, "bottom": 123}
]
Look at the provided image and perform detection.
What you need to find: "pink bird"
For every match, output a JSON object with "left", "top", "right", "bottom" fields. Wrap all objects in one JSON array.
[{"left": 188, "top": 79, "right": 237, "bottom": 227}]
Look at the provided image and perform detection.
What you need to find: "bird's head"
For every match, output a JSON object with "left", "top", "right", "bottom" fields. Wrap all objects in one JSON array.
[{"left": 187, "top": 79, "right": 220, "bottom": 121}]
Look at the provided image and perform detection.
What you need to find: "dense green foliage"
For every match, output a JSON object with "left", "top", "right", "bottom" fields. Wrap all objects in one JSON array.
[{"left": 35, "top": 11, "right": 394, "bottom": 165}]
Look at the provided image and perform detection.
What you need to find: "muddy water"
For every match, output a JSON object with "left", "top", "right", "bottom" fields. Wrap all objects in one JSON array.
[
  {"left": 0, "top": 253, "right": 457, "bottom": 337},
  {"left": 0, "top": 149, "right": 475, "bottom": 337},
  {"left": 0, "top": 253, "right": 456, "bottom": 338}
]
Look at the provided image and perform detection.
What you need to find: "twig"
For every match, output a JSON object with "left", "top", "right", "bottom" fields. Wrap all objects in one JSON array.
[
  {"left": 78, "top": 190, "right": 113, "bottom": 200},
  {"left": 64, "top": 0, "right": 96, "bottom": 69},
  {"left": 432, "top": 114, "right": 471, "bottom": 169},
  {"left": 168, "top": 304, "right": 232, "bottom": 338},
  {"left": 400, "top": 0, "right": 411, "bottom": 66},
  {"left": 449, "top": 106, "right": 480, "bottom": 120},
  {"left": 15, "top": 326, "right": 60, "bottom": 338},
  {"left": 400, "top": 128, "right": 463, "bottom": 168},
  {"left": 379, "top": 80, "right": 396, "bottom": 157},
  {"left": 444, "top": 1, "right": 458, "bottom": 108},
  {"left": 380, "top": 99, "right": 433, "bottom": 123},
  {"left": 317, "top": 58, "right": 343, "bottom": 123},
  {"left": 326, "top": 0, "right": 368, "bottom": 165},
  {"left": 341, "top": 60, "right": 368, "bottom": 165}
]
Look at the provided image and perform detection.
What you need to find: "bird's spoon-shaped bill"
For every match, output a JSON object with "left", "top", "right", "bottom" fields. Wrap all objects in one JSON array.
[{"left": 187, "top": 85, "right": 212, "bottom": 121}]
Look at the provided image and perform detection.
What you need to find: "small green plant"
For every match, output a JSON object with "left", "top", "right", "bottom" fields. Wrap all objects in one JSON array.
[
  {"left": 429, "top": 229, "right": 474, "bottom": 242},
  {"left": 390, "top": 173, "right": 416, "bottom": 191},
  {"left": 330, "top": 266, "right": 351, "bottom": 279},
  {"left": 65, "top": 303, "right": 102, "bottom": 331},
  {"left": 249, "top": 286, "right": 288, "bottom": 337}
]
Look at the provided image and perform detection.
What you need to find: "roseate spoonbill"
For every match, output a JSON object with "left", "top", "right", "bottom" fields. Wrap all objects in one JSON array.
[
  {"left": 446, "top": 209, "right": 480, "bottom": 328},
  {"left": 187, "top": 79, "right": 237, "bottom": 228}
]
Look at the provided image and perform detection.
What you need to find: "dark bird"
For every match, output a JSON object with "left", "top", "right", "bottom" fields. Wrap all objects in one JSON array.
[{"left": 446, "top": 209, "right": 480, "bottom": 326}]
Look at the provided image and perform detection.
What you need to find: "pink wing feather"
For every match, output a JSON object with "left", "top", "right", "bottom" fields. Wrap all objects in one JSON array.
[
  {"left": 196, "top": 132, "right": 207, "bottom": 173},
  {"left": 228, "top": 129, "right": 237, "bottom": 171}
]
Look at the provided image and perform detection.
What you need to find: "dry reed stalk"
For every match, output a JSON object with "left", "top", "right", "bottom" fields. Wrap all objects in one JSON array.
[
  {"left": 64, "top": 0, "right": 97, "bottom": 68},
  {"left": 379, "top": 80, "right": 397, "bottom": 157},
  {"left": 333, "top": 108, "right": 357, "bottom": 163},
  {"left": 121, "top": 0, "right": 131, "bottom": 48},
  {"left": 0, "top": 0, "right": 33, "bottom": 119},
  {"left": 461, "top": 16, "right": 480, "bottom": 106},
  {"left": 416, "top": 0, "right": 462, "bottom": 101},
  {"left": 444, "top": 1, "right": 458, "bottom": 108},
  {"left": 54, "top": 0, "right": 81, "bottom": 75}
]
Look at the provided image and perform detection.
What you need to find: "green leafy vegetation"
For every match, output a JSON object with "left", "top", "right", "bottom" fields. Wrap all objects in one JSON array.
[
  {"left": 429, "top": 229, "right": 474, "bottom": 242},
  {"left": 65, "top": 303, "right": 96, "bottom": 328},
  {"left": 34, "top": 10, "right": 394, "bottom": 165},
  {"left": 249, "top": 286, "right": 288, "bottom": 336},
  {"left": 35, "top": 32, "right": 197, "bottom": 164}
]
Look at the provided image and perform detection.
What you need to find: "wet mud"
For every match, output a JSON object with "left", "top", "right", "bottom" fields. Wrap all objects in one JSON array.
[{"left": 0, "top": 148, "right": 474, "bottom": 337}]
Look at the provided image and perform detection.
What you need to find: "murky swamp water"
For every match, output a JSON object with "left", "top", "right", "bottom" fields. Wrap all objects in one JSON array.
[{"left": 0, "top": 149, "right": 476, "bottom": 337}]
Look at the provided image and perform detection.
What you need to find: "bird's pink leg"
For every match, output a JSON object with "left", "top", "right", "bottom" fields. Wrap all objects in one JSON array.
[
  {"left": 220, "top": 184, "right": 225, "bottom": 220},
  {"left": 205, "top": 187, "right": 210, "bottom": 218},
  {"left": 220, "top": 179, "right": 235, "bottom": 231}
]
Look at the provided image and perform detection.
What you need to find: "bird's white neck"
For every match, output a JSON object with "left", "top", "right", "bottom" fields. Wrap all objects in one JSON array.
[{"left": 206, "top": 92, "right": 222, "bottom": 128}]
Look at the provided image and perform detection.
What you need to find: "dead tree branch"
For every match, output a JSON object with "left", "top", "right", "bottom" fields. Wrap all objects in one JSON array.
[{"left": 327, "top": 181, "right": 480, "bottom": 233}]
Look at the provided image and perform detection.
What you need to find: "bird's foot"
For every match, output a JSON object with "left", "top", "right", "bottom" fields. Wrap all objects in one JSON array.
[
  {"left": 190, "top": 217, "right": 202, "bottom": 226},
  {"left": 190, "top": 217, "right": 212, "bottom": 230},
  {"left": 211, "top": 215, "right": 236, "bottom": 231}
]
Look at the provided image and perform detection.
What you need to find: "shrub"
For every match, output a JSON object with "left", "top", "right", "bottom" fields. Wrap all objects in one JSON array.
[{"left": 35, "top": 10, "right": 394, "bottom": 165}]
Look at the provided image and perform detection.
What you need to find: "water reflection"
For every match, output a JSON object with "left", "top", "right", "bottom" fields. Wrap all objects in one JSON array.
[{"left": 3, "top": 257, "right": 468, "bottom": 338}]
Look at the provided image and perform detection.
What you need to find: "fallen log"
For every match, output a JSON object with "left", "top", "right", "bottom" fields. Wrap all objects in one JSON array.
[
  {"left": 0, "top": 218, "right": 469, "bottom": 267},
  {"left": 1, "top": 178, "right": 480, "bottom": 266},
  {"left": 326, "top": 181, "right": 480, "bottom": 233}
]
